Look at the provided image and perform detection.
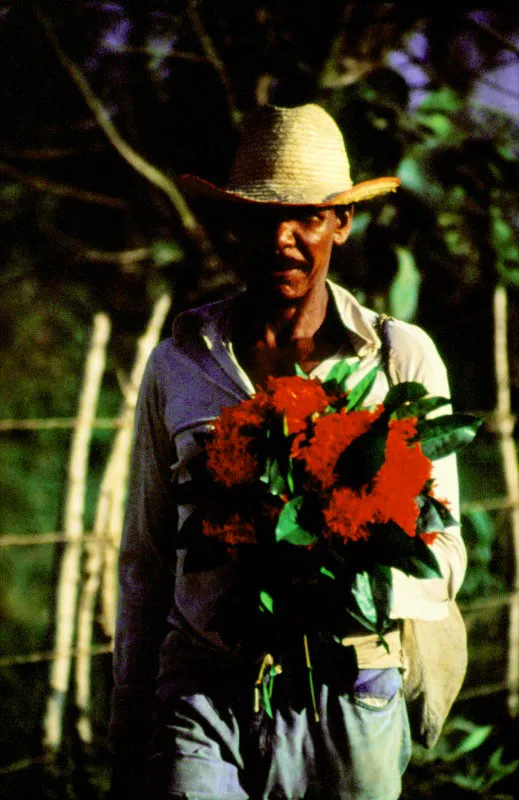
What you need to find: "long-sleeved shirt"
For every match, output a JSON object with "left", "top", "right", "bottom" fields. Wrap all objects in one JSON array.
[{"left": 110, "top": 280, "right": 466, "bottom": 745}]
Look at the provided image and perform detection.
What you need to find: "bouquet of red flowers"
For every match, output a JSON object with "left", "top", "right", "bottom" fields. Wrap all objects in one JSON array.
[{"left": 190, "top": 360, "right": 480, "bottom": 716}]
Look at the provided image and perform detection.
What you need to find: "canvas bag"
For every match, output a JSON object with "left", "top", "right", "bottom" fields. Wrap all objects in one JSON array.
[{"left": 377, "top": 314, "right": 468, "bottom": 748}]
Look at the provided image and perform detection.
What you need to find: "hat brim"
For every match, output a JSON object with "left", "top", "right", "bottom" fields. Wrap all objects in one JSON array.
[{"left": 177, "top": 174, "right": 401, "bottom": 206}]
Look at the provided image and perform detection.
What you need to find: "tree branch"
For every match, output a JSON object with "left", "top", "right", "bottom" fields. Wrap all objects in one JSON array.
[
  {"left": 186, "top": 0, "right": 242, "bottom": 127},
  {"left": 36, "top": 6, "right": 222, "bottom": 272},
  {"left": 0, "top": 145, "right": 105, "bottom": 160},
  {"left": 84, "top": 247, "right": 152, "bottom": 265},
  {"left": 0, "top": 161, "right": 128, "bottom": 208},
  {"left": 468, "top": 17, "right": 519, "bottom": 57}
]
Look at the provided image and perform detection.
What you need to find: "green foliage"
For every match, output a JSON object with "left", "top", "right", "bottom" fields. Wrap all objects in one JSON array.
[
  {"left": 151, "top": 239, "right": 184, "bottom": 267},
  {"left": 383, "top": 381, "right": 428, "bottom": 410},
  {"left": 491, "top": 207, "right": 519, "bottom": 287},
  {"left": 343, "top": 365, "right": 379, "bottom": 410},
  {"left": 275, "top": 497, "right": 316, "bottom": 546},
  {"left": 393, "top": 395, "right": 450, "bottom": 419},
  {"left": 350, "top": 571, "right": 380, "bottom": 627},
  {"left": 388, "top": 246, "right": 421, "bottom": 321},
  {"left": 410, "top": 716, "right": 519, "bottom": 796},
  {"left": 416, "top": 414, "right": 483, "bottom": 460},
  {"left": 322, "top": 358, "right": 360, "bottom": 392},
  {"left": 458, "top": 509, "right": 507, "bottom": 601},
  {"left": 259, "top": 589, "right": 274, "bottom": 614},
  {"left": 414, "top": 88, "right": 464, "bottom": 141}
]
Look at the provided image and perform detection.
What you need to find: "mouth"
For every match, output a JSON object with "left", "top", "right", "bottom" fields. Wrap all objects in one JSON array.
[{"left": 271, "top": 256, "right": 308, "bottom": 274}]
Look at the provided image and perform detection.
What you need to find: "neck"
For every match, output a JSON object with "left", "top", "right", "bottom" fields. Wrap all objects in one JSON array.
[
  {"left": 247, "top": 283, "right": 329, "bottom": 346},
  {"left": 232, "top": 284, "right": 347, "bottom": 384}
]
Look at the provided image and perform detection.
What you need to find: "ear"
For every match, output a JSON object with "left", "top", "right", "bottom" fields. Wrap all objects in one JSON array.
[{"left": 333, "top": 207, "right": 354, "bottom": 246}]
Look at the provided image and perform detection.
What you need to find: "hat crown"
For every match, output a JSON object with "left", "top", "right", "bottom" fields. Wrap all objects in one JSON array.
[{"left": 226, "top": 104, "right": 353, "bottom": 204}]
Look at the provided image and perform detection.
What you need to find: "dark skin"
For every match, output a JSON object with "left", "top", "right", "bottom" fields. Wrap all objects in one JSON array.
[{"left": 231, "top": 205, "right": 354, "bottom": 386}]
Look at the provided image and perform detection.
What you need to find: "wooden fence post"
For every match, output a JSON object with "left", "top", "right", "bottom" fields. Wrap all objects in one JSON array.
[
  {"left": 43, "top": 313, "right": 111, "bottom": 752},
  {"left": 101, "top": 292, "right": 172, "bottom": 639},
  {"left": 493, "top": 284, "right": 519, "bottom": 717},
  {"left": 75, "top": 294, "right": 172, "bottom": 742}
]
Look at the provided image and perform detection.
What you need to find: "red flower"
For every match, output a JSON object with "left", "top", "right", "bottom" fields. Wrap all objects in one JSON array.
[
  {"left": 292, "top": 407, "right": 383, "bottom": 488},
  {"left": 205, "top": 385, "right": 436, "bottom": 551},
  {"left": 372, "top": 418, "right": 432, "bottom": 537},
  {"left": 323, "top": 487, "right": 374, "bottom": 542},
  {"left": 205, "top": 397, "right": 267, "bottom": 486},
  {"left": 265, "top": 375, "right": 329, "bottom": 434},
  {"left": 420, "top": 532, "right": 439, "bottom": 545},
  {"left": 202, "top": 513, "right": 256, "bottom": 546},
  {"left": 322, "top": 418, "right": 433, "bottom": 543}
]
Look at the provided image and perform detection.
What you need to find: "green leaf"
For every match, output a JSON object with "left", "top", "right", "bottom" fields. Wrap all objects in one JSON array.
[
  {"left": 275, "top": 497, "right": 317, "bottom": 545},
  {"left": 347, "top": 568, "right": 393, "bottom": 632},
  {"left": 417, "top": 494, "right": 458, "bottom": 534},
  {"left": 260, "top": 456, "right": 286, "bottom": 495},
  {"left": 417, "top": 87, "right": 462, "bottom": 114},
  {"left": 351, "top": 572, "right": 378, "bottom": 626},
  {"left": 369, "top": 523, "right": 443, "bottom": 578},
  {"left": 416, "top": 414, "right": 483, "bottom": 460},
  {"left": 487, "top": 745, "right": 519, "bottom": 777},
  {"left": 152, "top": 239, "right": 184, "bottom": 266},
  {"left": 323, "top": 358, "right": 360, "bottom": 390},
  {"left": 497, "top": 260, "right": 519, "bottom": 287},
  {"left": 345, "top": 365, "right": 379, "bottom": 411},
  {"left": 282, "top": 412, "right": 289, "bottom": 438},
  {"left": 320, "top": 566, "right": 336, "bottom": 580},
  {"left": 259, "top": 590, "right": 274, "bottom": 613},
  {"left": 350, "top": 211, "right": 371, "bottom": 237},
  {"left": 383, "top": 381, "right": 428, "bottom": 412},
  {"left": 294, "top": 363, "right": 308, "bottom": 378},
  {"left": 388, "top": 246, "right": 421, "bottom": 322},
  {"left": 393, "top": 395, "right": 450, "bottom": 420},
  {"left": 446, "top": 725, "right": 493, "bottom": 761},
  {"left": 491, "top": 213, "right": 515, "bottom": 249},
  {"left": 334, "top": 415, "right": 388, "bottom": 490},
  {"left": 452, "top": 775, "right": 484, "bottom": 791},
  {"left": 262, "top": 680, "right": 273, "bottom": 718},
  {"left": 397, "top": 157, "right": 429, "bottom": 196},
  {"left": 370, "top": 564, "right": 393, "bottom": 632},
  {"left": 419, "top": 112, "right": 453, "bottom": 139},
  {"left": 286, "top": 458, "right": 295, "bottom": 494},
  {"left": 463, "top": 509, "right": 495, "bottom": 548}
]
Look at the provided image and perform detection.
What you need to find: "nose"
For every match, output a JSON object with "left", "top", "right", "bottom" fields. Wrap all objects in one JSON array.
[{"left": 274, "top": 218, "right": 296, "bottom": 251}]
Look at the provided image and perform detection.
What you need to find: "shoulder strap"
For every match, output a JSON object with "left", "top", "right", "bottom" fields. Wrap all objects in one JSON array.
[{"left": 376, "top": 313, "right": 397, "bottom": 388}]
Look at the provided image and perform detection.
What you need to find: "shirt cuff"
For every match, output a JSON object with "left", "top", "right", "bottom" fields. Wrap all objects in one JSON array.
[{"left": 389, "top": 568, "right": 451, "bottom": 621}]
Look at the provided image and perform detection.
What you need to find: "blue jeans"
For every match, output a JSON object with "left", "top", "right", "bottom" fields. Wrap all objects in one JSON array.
[{"left": 152, "top": 668, "right": 411, "bottom": 799}]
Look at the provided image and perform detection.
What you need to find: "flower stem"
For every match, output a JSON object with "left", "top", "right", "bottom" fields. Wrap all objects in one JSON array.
[
  {"left": 254, "top": 653, "right": 274, "bottom": 714},
  {"left": 303, "top": 634, "right": 320, "bottom": 723}
]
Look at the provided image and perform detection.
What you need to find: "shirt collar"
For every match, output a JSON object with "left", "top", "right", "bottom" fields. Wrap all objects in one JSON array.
[
  {"left": 326, "top": 279, "right": 381, "bottom": 358},
  {"left": 174, "top": 280, "right": 381, "bottom": 361}
]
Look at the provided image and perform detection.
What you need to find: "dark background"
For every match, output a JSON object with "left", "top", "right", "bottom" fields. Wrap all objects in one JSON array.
[{"left": 0, "top": 2, "right": 518, "bottom": 797}]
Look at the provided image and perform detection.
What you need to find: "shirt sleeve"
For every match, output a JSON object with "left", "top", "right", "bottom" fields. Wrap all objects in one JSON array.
[
  {"left": 387, "top": 322, "right": 467, "bottom": 621},
  {"left": 110, "top": 348, "right": 176, "bottom": 751}
]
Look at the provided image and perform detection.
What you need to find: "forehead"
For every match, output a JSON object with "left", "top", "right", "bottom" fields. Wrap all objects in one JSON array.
[{"left": 231, "top": 204, "right": 337, "bottom": 226}]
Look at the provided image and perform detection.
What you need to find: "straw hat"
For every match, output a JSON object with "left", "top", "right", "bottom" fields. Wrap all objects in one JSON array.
[{"left": 179, "top": 103, "right": 400, "bottom": 206}]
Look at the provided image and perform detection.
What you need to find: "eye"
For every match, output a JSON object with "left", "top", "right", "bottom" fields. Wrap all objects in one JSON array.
[{"left": 296, "top": 208, "right": 323, "bottom": 223}]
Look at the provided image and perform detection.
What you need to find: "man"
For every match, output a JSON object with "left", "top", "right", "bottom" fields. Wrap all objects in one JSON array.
[{"left": 110, "top": 104, "right": 466, "bottom": 799}]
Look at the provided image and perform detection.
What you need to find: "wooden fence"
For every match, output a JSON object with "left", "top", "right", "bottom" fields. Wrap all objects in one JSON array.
[{"left": 0, "top": 285, "right": 518, "bottom": 774}]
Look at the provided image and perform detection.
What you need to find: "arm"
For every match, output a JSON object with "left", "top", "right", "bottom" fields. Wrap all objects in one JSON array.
[
  {"left": 110, "top": 350, "right": 176, "bottom": 787},
  {"left": 387, "top": 322, "right": 467, "bottom": 620}
]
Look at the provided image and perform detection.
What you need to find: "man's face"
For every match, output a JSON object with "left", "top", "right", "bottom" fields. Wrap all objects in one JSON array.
[{"left": 233, "top": 205, "right": 352, "bottom": 303}]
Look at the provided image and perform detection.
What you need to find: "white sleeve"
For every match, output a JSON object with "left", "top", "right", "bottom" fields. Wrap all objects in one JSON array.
[{"left": 386, "top": 321, "right": 467, "bottom": 621}]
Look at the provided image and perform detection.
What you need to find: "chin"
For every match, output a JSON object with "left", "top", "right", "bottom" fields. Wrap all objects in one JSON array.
[
  {"left": 259, "top": 284, "right": 306, "bottom": 305},
  {"left": 259, "top": 273, "right": 308, "bottom": 295}
]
